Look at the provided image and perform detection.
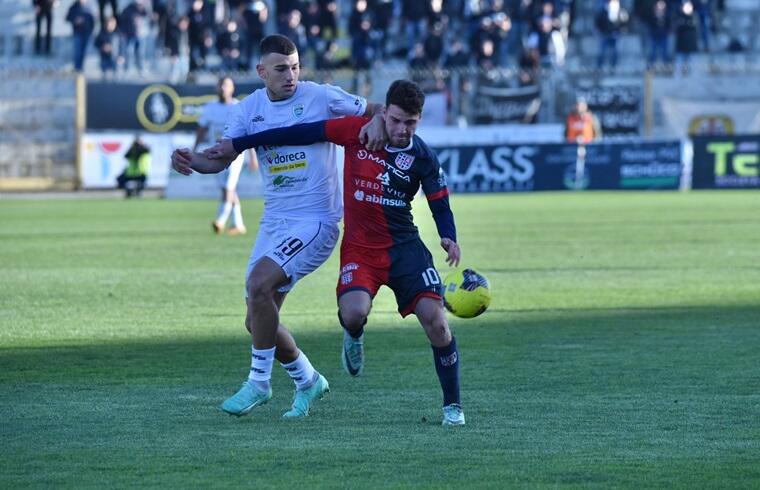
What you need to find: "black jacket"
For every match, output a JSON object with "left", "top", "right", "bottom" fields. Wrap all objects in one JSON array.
[
  {"left": 674, "top": 12, "right": 698, "bottom": 53},
  {"left": 66, "top": 2, "right": 95, "bottom": 36}
]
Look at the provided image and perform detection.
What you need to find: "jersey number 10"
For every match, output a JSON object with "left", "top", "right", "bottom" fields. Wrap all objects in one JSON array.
[{"left": 421, "top": 267, "right": 441, "bottom": 287}]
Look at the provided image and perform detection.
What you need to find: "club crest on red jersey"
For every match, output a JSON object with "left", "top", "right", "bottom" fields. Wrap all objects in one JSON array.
[{"left": 394, "top": 153, "right": 415, "bottom": 170}]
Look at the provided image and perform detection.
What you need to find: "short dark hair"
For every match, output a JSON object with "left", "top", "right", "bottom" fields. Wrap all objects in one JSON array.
[
  {"left": 260, "top": 34, "right": 297, "bottom": 57},
  {"left": 385, "top": 80, "right": 425, "bottom": 116}
]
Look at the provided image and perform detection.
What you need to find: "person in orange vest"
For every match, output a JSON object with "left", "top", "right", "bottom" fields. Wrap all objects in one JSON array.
[{"left": 565, "top": 98, "right": 603, "bottom": 143}]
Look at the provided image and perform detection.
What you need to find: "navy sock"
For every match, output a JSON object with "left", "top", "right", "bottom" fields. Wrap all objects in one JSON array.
[
  {"left": 432, "top": 337, "right": 461, "bottom": 407},
  {"left": 338, "top": 310, "right": 365, "bottom": 339}
]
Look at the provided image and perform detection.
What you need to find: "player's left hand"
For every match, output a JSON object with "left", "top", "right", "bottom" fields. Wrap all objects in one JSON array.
[
  {"left": 441, "top": 238, "right": 461, "bottom": 267},
  {"left": 204, "top": 139, "right": 238, "bottom": 160},
  {"left": 359, "top": 113, "right": 387, "bottom": 152},
  {"left": 171, "top": 147, "right": 194, "bottom": 175}
]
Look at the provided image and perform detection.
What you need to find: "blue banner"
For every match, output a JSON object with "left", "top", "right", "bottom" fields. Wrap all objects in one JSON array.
[{"left": 432, "top": 141, "right": 682, "bottom": 193}]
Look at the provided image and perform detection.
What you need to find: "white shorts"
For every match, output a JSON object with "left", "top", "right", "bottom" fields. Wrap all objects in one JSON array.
[
  {"left": 218, "top": 154, "right": 245, "bottom": 190},
  {"left": 245, "top": 218, "right": 340, "bottom": 294}
]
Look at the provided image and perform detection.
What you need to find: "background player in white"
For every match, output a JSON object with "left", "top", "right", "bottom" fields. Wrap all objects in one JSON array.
[
  {"left": 194, "top": 76, "right": 257, "bottom": 235},
  {"left": 171, "top": 35, "right": 385, "bottom": 418}
]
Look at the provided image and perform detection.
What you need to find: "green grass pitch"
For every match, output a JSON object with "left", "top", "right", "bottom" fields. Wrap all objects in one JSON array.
[{"left": 1, "top": 191, "right": 759, "bottom": 488}]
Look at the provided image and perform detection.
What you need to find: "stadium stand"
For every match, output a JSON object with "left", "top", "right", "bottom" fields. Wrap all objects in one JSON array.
[
  {"left": 0, "top": 72, "right": 77, "bottom": 188},
  {"left": 0, "top": 0, "right": 758, "bottom": 190}
]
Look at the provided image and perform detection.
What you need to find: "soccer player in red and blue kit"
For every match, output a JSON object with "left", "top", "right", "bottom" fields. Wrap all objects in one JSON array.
[{"left": 206, "top": 80, "right": 465, "bottom": 425}]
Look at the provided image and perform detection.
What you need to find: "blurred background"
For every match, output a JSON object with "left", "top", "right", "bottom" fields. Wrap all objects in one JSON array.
[{"left": 0, "top": 0, "right": 758, "bottom": 195}]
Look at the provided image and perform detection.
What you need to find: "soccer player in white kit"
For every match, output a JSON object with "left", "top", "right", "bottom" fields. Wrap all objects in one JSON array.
[
  {"left": 171, "top": 35, "right": 386, "bottom": 418},
  {"left": 194, "top": 76, "right": 255, "bottom": 235}
]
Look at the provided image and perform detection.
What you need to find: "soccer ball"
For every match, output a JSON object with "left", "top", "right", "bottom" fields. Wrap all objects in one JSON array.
[{"left": 442, "top": 268, "right": 491, "bottom": 318}]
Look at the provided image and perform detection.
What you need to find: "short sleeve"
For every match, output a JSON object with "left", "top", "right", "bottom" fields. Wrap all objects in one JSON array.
[
  {"left": 324, "top": 117, "right": 367, "bottom": 147},
  {"left": 324, "top": 83, "right": 367, "bottom": 118},
  {"left": 222, "top": 102, "right": 247, "bottom": 139}
]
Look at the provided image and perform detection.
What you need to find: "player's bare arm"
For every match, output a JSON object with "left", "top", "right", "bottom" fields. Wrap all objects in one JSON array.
[
  {"left": 171, "top": 147, "right": 233, "bottom": 175},
  {"left": 360, "top": 102, "right": 387, "bottom": 151},
  {"left": 204, "top": 139, "right": 238, "bottom": 161},
  {"left": 440, "top": 238, "right": 461, "bottom": 267}
]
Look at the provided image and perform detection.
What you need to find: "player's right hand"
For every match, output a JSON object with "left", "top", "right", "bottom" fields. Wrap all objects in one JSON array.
[{"left": 171, "top": 148, "right": 194, "bottom": 176}]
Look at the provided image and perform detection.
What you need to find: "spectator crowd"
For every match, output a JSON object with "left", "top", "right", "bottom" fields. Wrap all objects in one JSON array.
[{"left": 30, "top": 0, "right": 730, "bottom": 82}]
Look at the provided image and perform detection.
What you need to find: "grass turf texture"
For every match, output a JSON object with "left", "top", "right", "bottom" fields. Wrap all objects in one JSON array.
[{"left": 1, "top": 191, "right": 759, "bottom": 488}]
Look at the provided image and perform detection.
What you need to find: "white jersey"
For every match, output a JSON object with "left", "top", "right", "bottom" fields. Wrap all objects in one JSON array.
[
  {"left": 198, "top": 100, "right": 239, "bottom": 150},
  {"left": 224, "top": 81, "right": 367, "bottom": 222}
]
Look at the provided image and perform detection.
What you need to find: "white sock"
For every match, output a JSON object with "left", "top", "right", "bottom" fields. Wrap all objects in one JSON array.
[
  {"left": 215, "top": 201, "right": 233, "bottom": 225},
  {"left": 281, "top": 351, "right": 317, "bottom": 391},
  {"left": 231, "top": 203, "right": 244, "bottom": 228},
  {"left": 248, "top": 346, "right": 275, "bottom": 391}
]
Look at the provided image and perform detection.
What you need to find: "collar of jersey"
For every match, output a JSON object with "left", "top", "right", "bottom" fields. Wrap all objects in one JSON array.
[
  {"left": 384, "top": 140, "right": 414, "bottom": 153},
  {"left": 266, "top": 83, "right": 300, "bottom": 104}
]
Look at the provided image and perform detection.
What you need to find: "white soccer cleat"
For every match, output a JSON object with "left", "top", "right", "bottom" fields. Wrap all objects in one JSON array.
[{"left": 442, "top": 403, "right": 465, "bottom": 426}]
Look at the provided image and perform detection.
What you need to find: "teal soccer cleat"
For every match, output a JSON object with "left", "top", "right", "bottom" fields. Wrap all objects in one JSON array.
[
  {"left": 341, "top": 331, "right": 364, "bottom": 377},
  {"left": 221, "top": 382, "right": 272, "bottom": 416},
  {"left": 442, "top": 404, "right": 465, "bottom": 426},
  {"left": 282, "top": 374, "right": 330, "bottom": 418}
]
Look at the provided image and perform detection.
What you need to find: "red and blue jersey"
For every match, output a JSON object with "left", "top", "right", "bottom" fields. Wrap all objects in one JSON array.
[
  {"left": 231, "top": 116, "right": 457, "bottom": 250},
  {"left": 324, "top": 116, "right": 455, "bottom": 249}
]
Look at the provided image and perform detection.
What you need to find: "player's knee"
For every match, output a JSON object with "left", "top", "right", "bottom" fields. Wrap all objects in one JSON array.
[
  {"left": 340, "top": 306, "right": 368, "bottom": 330},
  {"left": 248, "top": 277, "right": 276, "bottom": 303}
]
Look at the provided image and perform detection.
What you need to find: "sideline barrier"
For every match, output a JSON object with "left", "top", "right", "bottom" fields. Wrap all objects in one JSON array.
[
  {"left": 79, "top": 134, "right": 683, "bottom": 195},
  {"left": 432, "top": 141, "right": 682, "bottom": 193},
  {"left": 81, "top": 131, "right": 265, "bottom": 198}
]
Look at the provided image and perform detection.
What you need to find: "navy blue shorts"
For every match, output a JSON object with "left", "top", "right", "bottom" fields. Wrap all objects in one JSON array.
[{"left": 337, "top": 238, "right": 444, "bottom": 317}]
